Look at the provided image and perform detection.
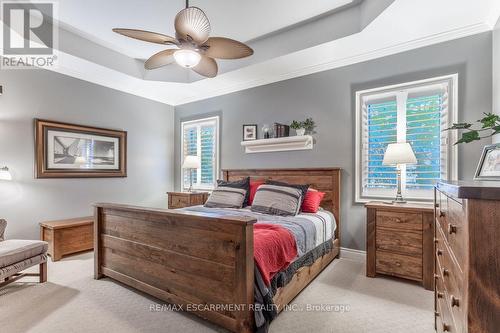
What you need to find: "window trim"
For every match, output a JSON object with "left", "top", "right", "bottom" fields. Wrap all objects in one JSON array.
[
  {"left": 354, "top": 74, "right": 458, "bottom": 203},
  {"left": 180, "top": 115, "right": 220, "bottom": 191}
]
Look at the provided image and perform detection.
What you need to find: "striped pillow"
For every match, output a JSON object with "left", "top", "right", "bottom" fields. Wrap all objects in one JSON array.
[
  {"left": 250, "top": 184, "right": 303, "bottom": 216},
  {"left": 204, "top": 186, "right": 247, "bottom": 209}
]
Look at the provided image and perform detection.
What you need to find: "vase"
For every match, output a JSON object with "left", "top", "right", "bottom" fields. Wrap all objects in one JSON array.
[{"left": 296, "top": 128, "right": 306, "bottom": 136}]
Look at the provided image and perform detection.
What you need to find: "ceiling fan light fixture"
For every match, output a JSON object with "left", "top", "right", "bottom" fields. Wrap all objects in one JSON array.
[{"left": 173, "top": 49, "right": 201, "bottom": 68}]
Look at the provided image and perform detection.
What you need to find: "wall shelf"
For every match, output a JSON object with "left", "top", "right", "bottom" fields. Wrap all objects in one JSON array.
[{"left": 241, "top": 135, "right": 314, "bottom": 153}]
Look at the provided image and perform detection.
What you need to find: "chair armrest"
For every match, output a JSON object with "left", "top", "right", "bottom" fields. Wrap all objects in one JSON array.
[{"left": 0, "top": 219, "right": 6, "bottom": 241}]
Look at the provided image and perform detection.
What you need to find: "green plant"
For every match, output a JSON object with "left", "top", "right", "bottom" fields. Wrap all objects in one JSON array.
[
  {"left": 290, "top": 120, "right": 302, "bottom": 130},
  {"left": 446, "top": 113, "right": 500, "bottom": 144},
  {"left": 290, "top": 118, "right": 316, "bottom": 133},
  {"left": 303, "top": 118, "right": 316, "bottom": 133}
]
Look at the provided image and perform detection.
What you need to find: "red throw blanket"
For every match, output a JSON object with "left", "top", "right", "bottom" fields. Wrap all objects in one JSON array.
[{"left": 253, "top": 223, "right": 298, "bottom": 285}]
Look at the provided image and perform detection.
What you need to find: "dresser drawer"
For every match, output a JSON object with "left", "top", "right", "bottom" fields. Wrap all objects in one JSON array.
[
  {"left": 436, "top": 290, "right": 457, "bottom": 333},
  {"left": 376, "top": 227, "right": 422, "bottom": 256},
  {"left": 376, "top": 211, "right": 422, "bottom": 231},
  {"left": 435, "top": 225, "right": 465, "bottom": 331},
  {"left": 376, "top": 250, "right": 422, "bottom": 281},
  {"left": 446, "top": 198, "right": 466, "bottom": 273}
]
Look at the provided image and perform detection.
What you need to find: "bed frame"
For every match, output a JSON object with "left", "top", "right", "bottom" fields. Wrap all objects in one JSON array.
[{"left": 94, "top": 168, "right": 341, "bottom": 333}]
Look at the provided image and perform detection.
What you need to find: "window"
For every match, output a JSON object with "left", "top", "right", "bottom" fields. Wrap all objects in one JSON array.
[
  {"left": 355, "top": 75, "right": 458, "bottom": 202},
  {"left": 181, "top": 116, "right": 219, "bottom": 190}
]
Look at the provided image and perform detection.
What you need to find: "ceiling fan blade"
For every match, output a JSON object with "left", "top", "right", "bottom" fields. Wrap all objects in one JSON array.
[
  {"left": 203, "top": 37, "right": 254, "bottom": 59},
  {"left": 144, "top": 49, "right": 176, "bottom": 70},
  {"left": 174, "top": 7, "right": 211, "bottom": 45},
  {"left": 192, "top": 56, "right": 218, "bottom": 78},
  {"left": 113, "top": 28, "right": 178, "bottom": 45}
]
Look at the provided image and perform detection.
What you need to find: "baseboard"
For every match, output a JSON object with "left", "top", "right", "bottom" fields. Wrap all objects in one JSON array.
[{"left": 340, "top": 247, "right": 366, "bottom": 262}]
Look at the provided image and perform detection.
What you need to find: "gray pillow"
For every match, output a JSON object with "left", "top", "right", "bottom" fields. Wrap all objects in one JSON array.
[
  {"left": 251, "top": 184, "right": 302, "bottom": 216},
  {"left": 204, "top": 186, "right": 247, "bottom": 209}
]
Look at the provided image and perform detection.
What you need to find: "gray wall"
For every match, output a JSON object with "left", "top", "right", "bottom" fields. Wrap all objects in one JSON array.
[
  {"left": 493, "top": 19, "right": 500, "bottom": 144},
  {"left": 175, "top": 32, "right": 493, "bottom": 251},
  {"left": 0, "top": 69, "right": 175, "bottom": 239}
]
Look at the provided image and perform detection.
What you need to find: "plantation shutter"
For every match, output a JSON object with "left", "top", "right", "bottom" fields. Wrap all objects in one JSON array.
[
  {"left": 357, "top": 76, "right": 455, "bottom": 201},
  {"left": 406, "top": 90, "right": 447, "bottom": 191},
  {"left": 362, "top": 99, "right": 398, "bottom": 195},
  {"left": 181, "top": 117, "right": 219, "bottom": 190}
]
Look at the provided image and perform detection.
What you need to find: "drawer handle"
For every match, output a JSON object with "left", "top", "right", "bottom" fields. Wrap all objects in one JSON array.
[
  {"left": 443, "top": 323, "right": 451, "bottom": 332},
  {"left": 437, "top": 292, "right": 444, "bottom": 299},
  {"left": 442, "top": 268, "right": 449, "bottom": 277},
  {"left": 395, "top": 261, "right": 401, "bottom": 267},
  {"left": 436, "top": 249, "right": 443, "bottom": 256},
  {"left": 451, "top": 295, "right": 460, "bottom": 307},
  {"left": 448, "top": 224, "right": 457, "bottom": 235},
  {"left": 395, "top": 218, "right": 402, "bottom": 223}
]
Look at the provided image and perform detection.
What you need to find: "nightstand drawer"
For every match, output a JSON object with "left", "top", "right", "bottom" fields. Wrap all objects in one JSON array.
[
  {"left": 376, "top": 211, "right": 422, "bottom": 231},
  {"left": 376, "top": 250, "right": 422, "bottom": 281},
  {"left": 167, "top": 192, "right": 209, "bottom": 209},
  {"left": 170, "top": 195, "right": 190, "bottom": 208},
  {"left": 376, "top": 227, "right": 422, "bottom": 255}
]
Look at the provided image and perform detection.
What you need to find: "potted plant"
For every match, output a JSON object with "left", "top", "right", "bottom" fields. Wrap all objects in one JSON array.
[
  {"left": 446, "top": 113, "right": 500, "bottom": 180},
  {"left": 290, "top": 118, "right": 316, "bottom": 136}
]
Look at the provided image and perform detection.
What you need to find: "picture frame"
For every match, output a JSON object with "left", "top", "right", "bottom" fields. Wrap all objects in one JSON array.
[
  {"left": 474, "top": 143, "right": 500, "bottom": 181},
  {"left": 34, "top": 119, "right": 127, "bottom": 178},
  {"left": 242, "top": 124, "right": 258, "bottom": 141}
]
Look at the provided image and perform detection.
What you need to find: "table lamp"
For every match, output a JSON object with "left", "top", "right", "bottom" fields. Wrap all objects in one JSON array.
[
  {"left": 382, "top": 143, "right": 417, "bottom": 203},
  {"left": 182, "top": 155, "right": 200, "bottom": 192}
]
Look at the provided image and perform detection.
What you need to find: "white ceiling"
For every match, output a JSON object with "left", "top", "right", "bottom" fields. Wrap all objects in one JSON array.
[
  {"left": 58, "top": 0, "right": 354, "bottom": 60},
  {"left": 3, "top": 0, "right": 500, "bottom": 106}
]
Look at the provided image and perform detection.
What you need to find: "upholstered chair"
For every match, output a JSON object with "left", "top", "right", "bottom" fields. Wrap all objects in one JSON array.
[{"left": 0, "top": 219, "right": 48, "bottom": 287}]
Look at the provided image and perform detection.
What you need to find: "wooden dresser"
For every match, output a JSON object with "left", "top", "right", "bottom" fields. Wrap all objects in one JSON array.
[
  {"left": 366, "top": 201, "right": 435, "bottom": 290},
  {"left": 167, "top": 191, "right": 209, "bottom": 209},
  {"left": 434, "top": 181, "right": 500, "bottom": 333}
]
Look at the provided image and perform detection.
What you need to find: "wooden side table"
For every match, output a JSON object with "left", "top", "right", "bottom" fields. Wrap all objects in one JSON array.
[
  {"left": 40, "top": 216, "right": 94, "bottom": 261},
  {"left": 167, "top": 191, "right": 209, "bottom": 209},
  {"left": 365, "top": 201, "right": 434, "bottom": 290}
]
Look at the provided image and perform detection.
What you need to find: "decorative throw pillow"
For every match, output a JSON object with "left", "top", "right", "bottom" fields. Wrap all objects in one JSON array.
[
  {"left": 265, "top": 180, "right": 310, "bottom": 205},
  {"left": 251, "top": 184, "right": 303, "bottom": 216},
  {"left": 248, "top": 179, "right": 265, "bottom": 206},
  {"left": 217, "top": 177, "right": 250, "bottom": 206},
  {"left": 301, "top": 190, "right": 325, "bottom": 213},
  {"left": 204, "top": 186, "right": 247, "bottom": 209}
]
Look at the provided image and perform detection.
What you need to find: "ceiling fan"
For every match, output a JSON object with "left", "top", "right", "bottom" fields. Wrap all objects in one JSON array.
[{"left": 112, "top": 0, "right": 254, "bottom": 78}]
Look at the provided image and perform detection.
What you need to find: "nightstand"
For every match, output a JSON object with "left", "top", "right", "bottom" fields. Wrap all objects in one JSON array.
[
  {"left": 167, "top": 191, "right": 209, "bottom": 209},
  {"left": 365, "top": 201, "right": 434, "bottom": 290}
]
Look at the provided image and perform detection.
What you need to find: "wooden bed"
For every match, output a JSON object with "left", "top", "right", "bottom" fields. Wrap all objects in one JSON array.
[{"left": 94, "top": 168, "right": 341, "bottom": 333}]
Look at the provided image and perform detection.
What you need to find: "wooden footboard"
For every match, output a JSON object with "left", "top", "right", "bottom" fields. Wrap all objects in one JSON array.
[{"left": 94, "top": 203, "right": 257, "bottom": 333}]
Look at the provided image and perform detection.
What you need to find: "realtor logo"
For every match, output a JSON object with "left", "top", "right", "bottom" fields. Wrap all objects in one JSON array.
[{"left": 1, "top": 1, "right": 58, "bottom": 68}]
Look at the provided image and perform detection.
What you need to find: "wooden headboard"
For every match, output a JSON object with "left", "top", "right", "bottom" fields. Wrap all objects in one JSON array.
[{"left": 223, "top": 168, "right": 341, "bottom": 241}]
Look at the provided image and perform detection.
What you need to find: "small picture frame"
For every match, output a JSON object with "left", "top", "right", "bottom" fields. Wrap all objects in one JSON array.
[
  {"left": 242, "top": 124, "right": 258, "bottom": 141},
  {"left": 474, "top": 143, "right": 500, "bottom": 180}
]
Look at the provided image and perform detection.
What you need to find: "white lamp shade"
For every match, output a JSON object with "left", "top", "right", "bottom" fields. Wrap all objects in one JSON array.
[
  {"left": 382, "top": 143, "right": 417, "bottom": 166},
  {"left": 182, "top": 155, "right": 200, "bottom": 169},
  {"left": 0, "top": 167, "right": 12, "bottom": 181}
]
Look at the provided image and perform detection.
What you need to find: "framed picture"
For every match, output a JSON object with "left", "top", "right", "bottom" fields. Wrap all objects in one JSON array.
[
  {"left": 35, "top": 119, "right": 127, "bottom": 178},
  {"left": 474, "top": 143, "right": 500, "bottom": 180},
  {"left": 242, "top": 124, "right": 257, "bottom": 141}
]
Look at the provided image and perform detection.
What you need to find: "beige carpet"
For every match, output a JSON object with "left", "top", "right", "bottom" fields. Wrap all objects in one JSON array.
[{"left": 0, "top": 252, "right": 434, "bottom": 333}]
